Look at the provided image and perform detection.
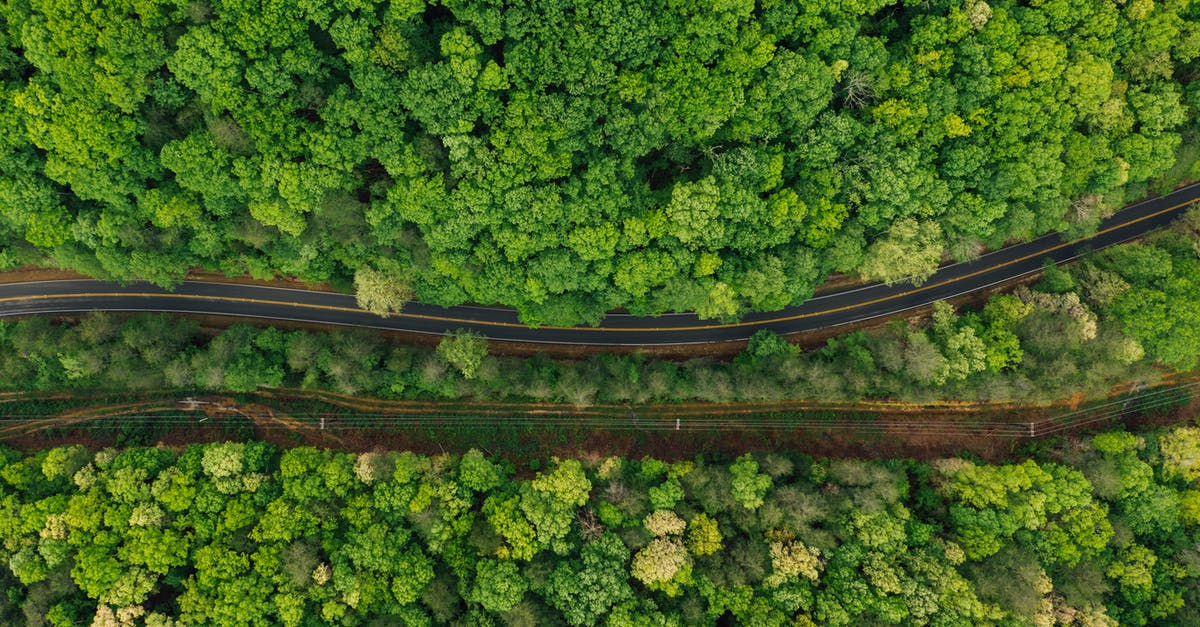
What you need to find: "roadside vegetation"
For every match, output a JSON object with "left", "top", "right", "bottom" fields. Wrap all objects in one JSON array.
[
  {"left": 3, "top": 1, "right": 1200, "bottom": 623},
  {"left": 2, "top": 423, "right": 1200, "bottom": 626},
  {"left": 2, "top": 1, "right": 1200, "bottom": 323},
  {"left": 2, "top": 210, "right": 1197, "bottom": 406}
]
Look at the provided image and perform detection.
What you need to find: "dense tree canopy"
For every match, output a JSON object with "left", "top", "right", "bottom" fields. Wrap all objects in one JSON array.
[
  {"left": 0, "top": 207, "right": 1197, "bottom": 406},
  {"left": 2, "top": 0, "right": 1199, "bottom": 323},
  {"left": 2, "top": 429, "right": 1200, "bottom": 625}
]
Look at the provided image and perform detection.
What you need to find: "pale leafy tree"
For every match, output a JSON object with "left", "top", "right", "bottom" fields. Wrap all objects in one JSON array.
[
  {"left": 1076, "top": 264, "right": 1130, "bottom": 306},
  {"left": 903, "top": 333, "right": 948, "bottom": 385},
  {"left": 91, "top": 604, "right": 146, "bottom": 627},
  {"left": 73, "top": 463, "right": 98, "bottom": 490},
  {"left": 1159, "top": 427, "right": 1200, "bottom": 482},
  {"left": 630, "top": 537, "right": 692, "bottom": 595},
  {"left": 965, "top": 546, "right": 1057, "bottom": 626},
  {"left": 312, "top": 563, "right": 331, "bottom": 586},
  {"left": 596, "top": 457, "right": 622, "bottom": 481},
  {"left": 940, "top": 326, "right": 988, "bottom": 383},
  {"left": 352, "top": 452, "right": 393, "bottom": 484},
  {"left": 353, "top": 263, "right": 413, "bottom": 317},
  {"left": 765, "top": 539, "right": 822, "bottom": 586},
  {"left": 965, "top": 0, "right": 992, "bottom": 29},
  {"left": 40, "top": 513, "right": 68, "bottom": 541},
  {"left": 200, "top": 442, "right": 246, "bottom": 494},
  {"left": 925, "top": 303, "right": 989, "bottom": 382},
  {"left": 1017, "top": 288, "right": 1098, "bottom": 343},
  {"left": 128, "top": 504, "right": 164, "bottom": 528},
  {"left": 97, "top": 566, "right": 157, "bottom": 608},
  {"left": 643, "top": 511, "right": 686, "bottom": 537},
  {"left": 858, "top": 218, "right": 943, "bottom": 286},
  {"left": 200, "top": 443, "right": 244, "bottom": 479},
  {"left": 696, "top": 281, "right": 741, "bottom": 321}
]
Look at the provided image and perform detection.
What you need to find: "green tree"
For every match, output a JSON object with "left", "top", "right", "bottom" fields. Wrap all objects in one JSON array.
[
  {"left": 436, "top": 330, "right": 488, "bottom": 380},
  {"left": 354, "top": 262, "right": 413, "bottom": 317},
  {"left": 1159, "top": 426, "right": 1200, "bottom": 482},
  {"left": 630, "top": 537, "right": 692, "bottom": 595},
  {"left": 470, "top": 559, "right": 527, "bottom": 614},
  {"left": 544, "top": 533, "right": 633, "bottom": 626},
  {"left": 685, "top": 513, "right": 723, "bottom": 557},
  {"left": 940, "top": 459, "right": 1112, "bottom": 566},
  {"left": 858, "top": 219, "right": 943, "bottom": 286},
  {"left": 729, "top": 455, "right": 772, "bottom": 511},
  {"left": 459, "top": 449, "right": 505, "bottom": 493}
]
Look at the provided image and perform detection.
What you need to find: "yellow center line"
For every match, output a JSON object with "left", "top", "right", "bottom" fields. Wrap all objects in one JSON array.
[
  {"left": 0, "top": 292, "right": 550, "bottom": 330},
  {"left": 0, "top": 196, "right": 1192, "bottom": 333}
]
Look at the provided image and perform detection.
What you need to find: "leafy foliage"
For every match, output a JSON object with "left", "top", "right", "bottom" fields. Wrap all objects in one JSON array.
[
  {"left": 1, "top": 0, "right": 1198, "bottom": 322},
  {"left": 2, "top": 208, "right": 1199, "bottom": 411},
  {"left": 435, "top": 329, "right": 489, "bottom": 381},
  {"left": 0, "top": 433, "right": 1198, "bottom": 625}
]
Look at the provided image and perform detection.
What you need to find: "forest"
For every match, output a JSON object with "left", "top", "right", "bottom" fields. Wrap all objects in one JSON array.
[
  {"left": 4, "top": 1, "right": 1200, "bottom": 624},
  {"left": 2, "top": 425, "right": 1199, "bottom": 625},
  {"left": 2, "top": 0, "right": 1200, "bottom": 323},
  {"left": 1, "top": 209, "right": 1197, "bottom": 405}
]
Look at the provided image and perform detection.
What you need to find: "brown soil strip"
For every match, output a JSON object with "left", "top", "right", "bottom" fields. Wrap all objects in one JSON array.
[
  {"left": 0, "top": 266, "right": 87, "bottom": 284},
  {"left": 0, "top": 401, "right": 180, "bottom": 439},
  {"left": 812, "top": 272, "right": 867, "bottom": 296},
  {"left": 184, "top": 269, "right": 341, "bottom": 293},
  {"left": 0, "top": 387, "right": 1190, "bottom": 464}
]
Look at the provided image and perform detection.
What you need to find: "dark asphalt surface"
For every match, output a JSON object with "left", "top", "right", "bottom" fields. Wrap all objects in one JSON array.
[{"left": 1, "top": 183, "right": 1197, "bottom": 345}]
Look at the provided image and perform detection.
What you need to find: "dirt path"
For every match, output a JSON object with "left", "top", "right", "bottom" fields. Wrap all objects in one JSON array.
[
  {"left": 0, "top": 400, "right": 183, "bottom": 439},
  {"left": 0, "top": 372, "right": 1193, "bottom": 462}
]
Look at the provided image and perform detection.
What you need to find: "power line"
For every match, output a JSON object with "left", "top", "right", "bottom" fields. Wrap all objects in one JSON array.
[{"left": 1, "top": 380, "right": 1194, "bottom": 440}]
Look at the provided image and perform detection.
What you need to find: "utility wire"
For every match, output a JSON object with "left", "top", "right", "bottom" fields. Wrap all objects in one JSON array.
[{"left": 2, "top": 380, "right": 1194, "bottom": 439}]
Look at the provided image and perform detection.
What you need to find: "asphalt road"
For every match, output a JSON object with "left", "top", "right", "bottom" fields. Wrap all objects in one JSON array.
[{"left": 1, "top": 183, "right": 1198, "bottom": 345}]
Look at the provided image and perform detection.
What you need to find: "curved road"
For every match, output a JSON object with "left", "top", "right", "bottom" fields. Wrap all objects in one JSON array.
[{"left": 1, "top": 183, "right": 1198, "bottom": 345}]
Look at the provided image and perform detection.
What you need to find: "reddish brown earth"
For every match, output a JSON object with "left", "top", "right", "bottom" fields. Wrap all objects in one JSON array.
[
  {"left": 185, "top": 269, "right": 341, "bottom": 293},
  {"left": 0, "top": 266, "right": 86, "bottom": 283},
  {"left": 2, "top": 377, "right": 1193, "bottom": 464}
]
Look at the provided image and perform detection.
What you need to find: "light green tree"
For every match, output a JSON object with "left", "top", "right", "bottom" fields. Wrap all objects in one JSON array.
[
  {"left": 630, "top": 537, "right": 692, "bottom": 596},
  {"left": 354, "top": 263, "right": 413, "bottom": 317},
  {"left": 858, "top": 218, "right": 944, "bottom": 285},
  {"left": 685, "top": 513, "right": 723, "bottom": 556},
  {"left": 436, "top": 330, "right": 488, "bottom": 380},
  {"left": 730, "top": 454, "right": 772, "bottom": 510}
]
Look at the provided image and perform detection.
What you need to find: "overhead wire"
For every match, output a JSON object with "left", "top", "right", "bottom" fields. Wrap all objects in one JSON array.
[{"left": 1, "top": 379, "right": 1194, "bottom": 439}]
